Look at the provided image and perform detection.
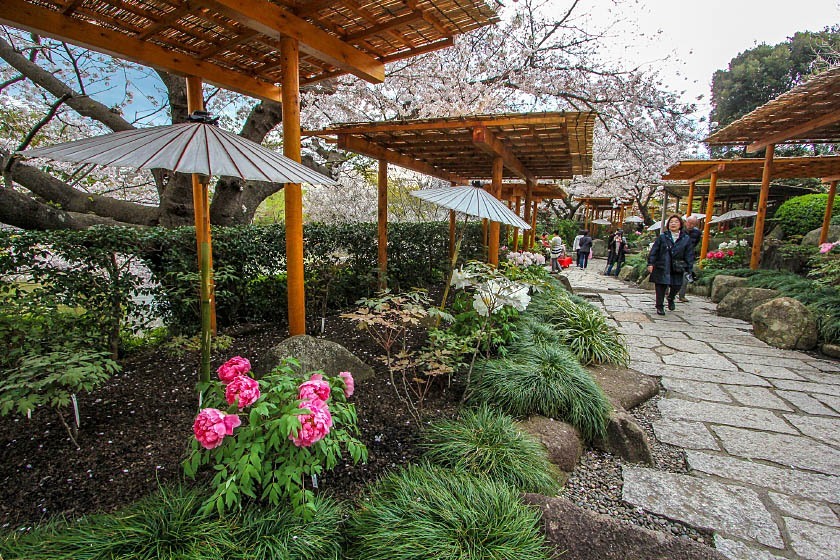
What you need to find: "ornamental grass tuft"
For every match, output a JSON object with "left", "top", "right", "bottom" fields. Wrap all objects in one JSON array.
[
  {"left": 346, "top": 463, "right": 550, "bottom": 560},
  {"left": 421, "top": 404, "right": 561, "bottom": 494},
  {"left": 468, "top": 344, "right": 611, "bottom": 441}
]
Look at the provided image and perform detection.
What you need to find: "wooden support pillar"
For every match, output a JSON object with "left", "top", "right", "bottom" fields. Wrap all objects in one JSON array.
[
  {"left": 530, "top": 200, "right": 538, "bottom": 244},
  {"left": 377, "top": 159, "right": 388, "bottom": 290},
  {"left": 449, "top": 209, "right": 456, "bottom": 261},
  {"left": 750, "top": 146, "right": 774, "bottom": 270},
  {"left": 819, "top": 180, "right": 837, "bottom": 245},
  {"left": 686, "top": 181, "right": 696, "bottom": 216},
  {"left": 186, "top": 76, "right": 214, "bottom": 382},
  {"left": 513, "top": 196, "right": 522, "bottom": 251},
  {"left": 523, "top": 181, "right": 533, "bottom": 248},
  {"left": 700, "top": 171, "right": 719, "bottom": 260},
  {"left": 488, "top": 156, "right": 503, "bottom": 266},
  {"left": 280, "top": 37, "right": 306, "bottom": 335}
]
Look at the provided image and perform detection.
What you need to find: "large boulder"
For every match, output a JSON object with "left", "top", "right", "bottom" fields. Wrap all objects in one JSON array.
[
  {"left": 592, "top": 238, "right": 607, "bottom": 258},
  {"left": 717, "top": 287, "right": 780, "bottom": 322},
  {"left": 619, "top": 265, "right": 639, "bottom": 282},
  {"left": 517, "top": 416, "right": 582, "bottom": 473},
  {"left": 555, "top": 274, "right": 574, "bottom": 293},
  {"left": 638, "top": 273, "right": 656, "bottom": 290},
  {"left": 687, "top": 283, "right": 711, "bottom": 298},
  {"left": 593, "top": 407, "right": 653, "bottom": 465},
  {"left": 821, "top": 343, "right": 840, "bottom": 359},
  {"left": 263, "top": 334, "right": 376, "bottom": 381},
  {"left": 802, "top": 224, "right": 840, "bottom": 246},
  {"left": 760, "top": 239, "right": 810, "bottom": 273},
  {"left": 710, "top": 275, "right": 748, "bottom": 303},
  {"left": 751, "top": 297, "right": 818, "bottom": 350},
  {"left": 523, "top": 494, "right": 728, "bottom": 560},
  {"left": 766, "top": 224, "right": 785, "bottom": 240},
  {"left": 587, "top": 364, "right": 659, "bottom": 411}
]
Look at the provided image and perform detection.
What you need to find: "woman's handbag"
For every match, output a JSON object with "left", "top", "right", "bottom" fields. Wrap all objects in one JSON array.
[{"left": 671, "top": 260, "right": 687, "bottom": 274}]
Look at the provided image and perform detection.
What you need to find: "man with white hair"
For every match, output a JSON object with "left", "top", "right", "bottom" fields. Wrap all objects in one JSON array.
[{"left": 678, "top": 216, "right": 703, "bottom": 302}]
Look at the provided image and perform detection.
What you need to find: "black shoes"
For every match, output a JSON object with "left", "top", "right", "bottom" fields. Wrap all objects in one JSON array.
[
  {"left": 656, "top": 307, "right": 665, "bottom": 315},
  {"left": 668, "top": 300, "right": 676, "bottom": 311}
]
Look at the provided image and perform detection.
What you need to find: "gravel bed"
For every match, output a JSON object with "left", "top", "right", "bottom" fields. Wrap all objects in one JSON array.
[{"left": 561, "top": 392, "right": 715, "bottom": 545}]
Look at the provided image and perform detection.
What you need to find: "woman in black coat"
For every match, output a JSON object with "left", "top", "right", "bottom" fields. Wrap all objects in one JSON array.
[
  {"left": 605, "top": 230, "right": 628, "bottom": 276},
  {"left": 647, "top": 214, "right": 694, "bottom": 315}
]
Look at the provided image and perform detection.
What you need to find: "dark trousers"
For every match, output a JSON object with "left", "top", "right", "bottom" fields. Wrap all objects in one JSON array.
[
  {"left": 606, "top": 261, "right": 622, "bottom": 276},
  {"left": 577, "top": 250, "right": 589, "bottom": 268},
  {"left": 655, "top": 283, "right": 679, "bottom": 310}
]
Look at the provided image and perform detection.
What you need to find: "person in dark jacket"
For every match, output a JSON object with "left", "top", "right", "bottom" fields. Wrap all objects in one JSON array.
[
  {"left": 678, "top": 216, "right": 703, "bottom": 302},
  {"left": 577, "top": 230, "right": 593, "bottom": 269},
  {"left": 647, "top": 214, "right": 694, "bottom": 315},
  {"left": 605, "top": 230, "right": 628, "bottom": 276}
]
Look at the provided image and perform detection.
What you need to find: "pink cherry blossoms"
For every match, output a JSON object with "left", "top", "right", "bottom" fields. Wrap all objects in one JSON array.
[{"left": 193, "top": 408, "right": 241, "bottom": 449}]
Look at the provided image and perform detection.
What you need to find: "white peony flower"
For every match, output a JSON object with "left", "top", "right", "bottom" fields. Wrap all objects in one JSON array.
[
  {"left": 739, "top": 239, "right": 748, "bottom": 247},
  {"left": 451, "top": 268, "right": 474, "bottom": 289}
]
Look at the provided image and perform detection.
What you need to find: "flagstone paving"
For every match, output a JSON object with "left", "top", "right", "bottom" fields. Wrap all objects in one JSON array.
[{"left": 562, "top": 263, "right": 840, "bottom": 560}]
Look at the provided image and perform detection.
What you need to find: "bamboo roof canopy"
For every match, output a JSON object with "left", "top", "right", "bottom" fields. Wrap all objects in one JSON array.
[
  {"left": 663, "top": 181, "right": 818, "bottom": 199},
  {"left": 705, "top": 66, "right": 840, "bottom": 152},
  {"left": 0, "top": 0, "right": 498, "bottom": 102},
  {"left": 662, "top": 156, "right": 840, "bottom": 182},
  {"left": 499, "top": 183, "right": 567, "bottom": 201},
  {"left": 307, "top": 112, "right": 596, "bottom": 184}
]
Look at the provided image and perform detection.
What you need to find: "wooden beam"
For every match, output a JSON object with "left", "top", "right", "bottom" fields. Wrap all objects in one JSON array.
[
  {"left": 819, "top": 180, "right": 837, "bottom": 246},
  {"left": 471, "top": 125, "right": 536, "bottom": 183},
  {"left": 311, "top": 113, "right": 575, "bottom": 135},
  {"left": 747, "top": 108, "right": 840, "bottom": 153},
  {"left": 488, "top": 156, "right": 503, "bottom": 266},
  {"left": 344, "top": 12, "right": 424, "bottom": 42},
  {"left": 685, "top": 163, "right": 726, "bottom": 184},
  {"left": 822, "top": 174, "right": 840, "bottom": 183},
  {"left": 0, "top": 0, "right": 282, "bottom": 103},
  {"left": 750, "top": 146, "right": 774, "bottom": 269},
  {"left": 203, "top": 0, "right": 385, "bottom": 84},
  {"left": 336, "top": 135, "right": 467, "bottom": 184},
  {"left": 281, "top": 37, "right": 306, "bottom": 336},
  {"left": 700, "top": 171, "right": 719, "bottom": 260},
  {"left": 379, "top": 38, "right": 454, "bottom": 63},
  {"left": 377, "top": 159, "right": 388, "bottom": 290}
]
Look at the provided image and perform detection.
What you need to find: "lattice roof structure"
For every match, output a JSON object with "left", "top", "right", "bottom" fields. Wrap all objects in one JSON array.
[
  {"left": 705, "top": 66, "right": 840, "bottom": 152},
  {"left": 662, "top": 156, "right": 840, "bottom": 182},
  {"left": 309, "top": 112, "right": 596, "bottom": 183},
  {"left": 0, "top": 0, "right": 498, "bottom": 101}
]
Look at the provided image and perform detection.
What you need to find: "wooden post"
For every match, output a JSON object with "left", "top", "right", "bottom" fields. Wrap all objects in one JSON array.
[
  {"left": 185, "top": 76, "right": 214, "bottom": 382},
  {"left": 280, "top": 37, "right": 306, "bottom": 335},
  {"left": 377, "top": 159, "right": 388, "bottom": 290},
  {"left": 448, "top": 209, "right": 456, "bottom": 262},
  {"left": 686, "top": 181, "right": 696, "bottom": 217},
  {"left": 530, "top": 200, "right": 538, "bottom": 244},
  {"left": 819, "top": 180, "right": 837, "bottom": 245},
  {"left": 523, "top": 181, "right": 533, "bottom": 248},
  {"left": 750, "top": 145, "right": 774, "bottom": 269},
  {"left": 700, "top": 171, "right": 719, "bottom": 260},
  {"left": 488, "top": 156, "right": 503, "bottom": 266},
  {"left": 512, "top": 196, "right": 521, "bottom": 251}
]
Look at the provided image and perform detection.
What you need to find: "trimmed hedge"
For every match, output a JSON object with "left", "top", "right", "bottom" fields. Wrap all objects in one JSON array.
[{"left": 773, "top": 193, "right": 838, "bottom": 237}]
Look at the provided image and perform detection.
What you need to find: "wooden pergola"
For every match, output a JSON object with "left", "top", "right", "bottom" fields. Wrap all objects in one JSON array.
[
  {"left": 0, "top": 0, "right": 498, "bottom": 339},
  {"left": 662, "top": 156, "right": 840, "bottom": 260},
  {"left": 574, "top": 196, "right": 633, "bottom": 230},
  {"left": 704, "top": 66, "right": 840, "bottom": 268},
  {"left": 308, "top": 112, "right": 595, "bottom": 282}
]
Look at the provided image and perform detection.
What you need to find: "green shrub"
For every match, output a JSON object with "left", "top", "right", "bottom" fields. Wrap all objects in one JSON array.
[
  {"left": 232, "top": 496, "right": 345, "bottom": 560},
  {"left": 0, "top": 486, "right": 237, "bottom": 560},
  {"left": 421, "top": 404, "right": 560, "bottom": 494},
  {"left": 468, "top": 344, "right": 611, "bottom": 441},
  {"left": 346, "top": 463, "right": 550, "bottom": 560},
  {"left": 773, "top": 194, "right": 837, "bottom": 237}
]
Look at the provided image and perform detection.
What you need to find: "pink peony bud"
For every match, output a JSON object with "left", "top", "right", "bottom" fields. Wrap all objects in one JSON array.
[
  {"left": 193, "top": 408, "right": 241, "bottom": 450},
  {"left": 225, "top": 374, "right": 261, "bottom": 409},
  {"left": 290, "top": 399, "right": 333, "bottom": 447},
  {"left": 298, "top": 374, "right": 331, "bottom": 402},
  {"left": 339, "top": 371, "right": 355, "bottom": 397},
  {"left": 217, "top": 356, "right": 251, "bottom": 383}
]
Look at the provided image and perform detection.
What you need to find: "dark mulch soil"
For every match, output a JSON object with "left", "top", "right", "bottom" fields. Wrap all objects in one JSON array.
[{"left": 0, "top": 314, "right": 461, "bottom": 529}]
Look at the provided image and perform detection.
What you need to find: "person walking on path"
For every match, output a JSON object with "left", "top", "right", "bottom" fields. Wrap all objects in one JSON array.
[
  {"left": 647, "top": 214, "right": 694, "bottom": 315},
  {"left": 577, "top": 230, "right": 593, "bottom": 269},
  {"left": 605, "top": 230, "right": 628, "bottom": 276},
  {"left": 678, "top": 216, "right": 702, "bottom": 302},
  {"left": 572, "top": 231, "right": 583, "bottom": 266},
  {"left": 549, "top": 230, "right": 565, "bottom": 273}
]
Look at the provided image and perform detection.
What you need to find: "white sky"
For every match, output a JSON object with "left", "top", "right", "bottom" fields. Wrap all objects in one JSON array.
[{"left": 576, "top": 0, "right": 840, "bottom": 131}]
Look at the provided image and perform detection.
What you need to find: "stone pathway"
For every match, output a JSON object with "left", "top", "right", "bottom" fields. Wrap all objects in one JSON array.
[{"left": 562, "top": 260, "right": 840, "bottom": 560}]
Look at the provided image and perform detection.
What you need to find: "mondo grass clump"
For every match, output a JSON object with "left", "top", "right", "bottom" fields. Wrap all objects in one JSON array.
[
  {"left": 0, "top": 487, "right": 345, "bottom": 560},
  {"left": 469, "top": 344, "right": 611, "bottom": 441},
  {"left": 421, "top": 404, "right": 561, "bottom": 494},
  {"left": 528, "top": 290, "right": 629, "bottom": 366},
  {"left": 346, "top": 463, "right": 550, "bottom": 560}
]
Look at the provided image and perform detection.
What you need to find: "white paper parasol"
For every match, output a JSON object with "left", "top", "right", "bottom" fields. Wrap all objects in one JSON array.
[{"left": 410, "top": 185, "right": 531, "bottom": 229}]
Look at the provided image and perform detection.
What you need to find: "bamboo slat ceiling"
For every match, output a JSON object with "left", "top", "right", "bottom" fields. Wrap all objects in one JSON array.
[
  {"left": 500, "top": 183, "right": 567, "bottom": 201},
  {"left": 310, "top": 112, "right": 596, "bottom": 183},
  {"left": 705, "top": 66, "right": 840, "bottom": 151},
  {"left": 662, "top": 156, "right": 840, "bottom": 182},
  {"left": 0, "top": 0, "right": 498, "bottom": 101}
]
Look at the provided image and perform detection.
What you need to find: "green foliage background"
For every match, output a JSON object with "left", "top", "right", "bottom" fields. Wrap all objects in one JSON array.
[{"left": 772, "top": 194, "right": 839, "bottom": 238}]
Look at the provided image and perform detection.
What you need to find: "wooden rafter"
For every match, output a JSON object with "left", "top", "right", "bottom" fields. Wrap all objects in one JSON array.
[
  {"left": 471, "top": 126, "right": 535, "bottom": 183},
  {"left": 337, "top": 134, "right": 467, "bottom": 184},
  {"left": 747, "top": 108, "right": 840, "bottom": 153}
]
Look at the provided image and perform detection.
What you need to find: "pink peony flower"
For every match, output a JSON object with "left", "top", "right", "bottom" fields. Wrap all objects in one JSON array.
[
  {"left": 217, "top": 356, "right": 251, "bottom": 383},
  {"left": 714, "top": 251, "right": 724, "bottom": 259},
  {"left": 193, "top": 408, "right": 241, "bottom": 449},
  {"left": 225, "top": 375, "right": 261, "bottom": 409},
  {"left": 706, "top": 251, "right": 715, "bottom": 259},
  {"left": 290, "top": 399, "right": 333, "bottom": 447},
  {"left": 727, "top": 250, "right": 734, "bottom": 257},
  {"left": 820, "top": 242, "right": 837, "bottom": 254},
  {"left": 339, "top": 371, "right": 354, "bottom": 398},
  {"left": 298, "top": 374, "right": 331, "bottom": 402}
]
